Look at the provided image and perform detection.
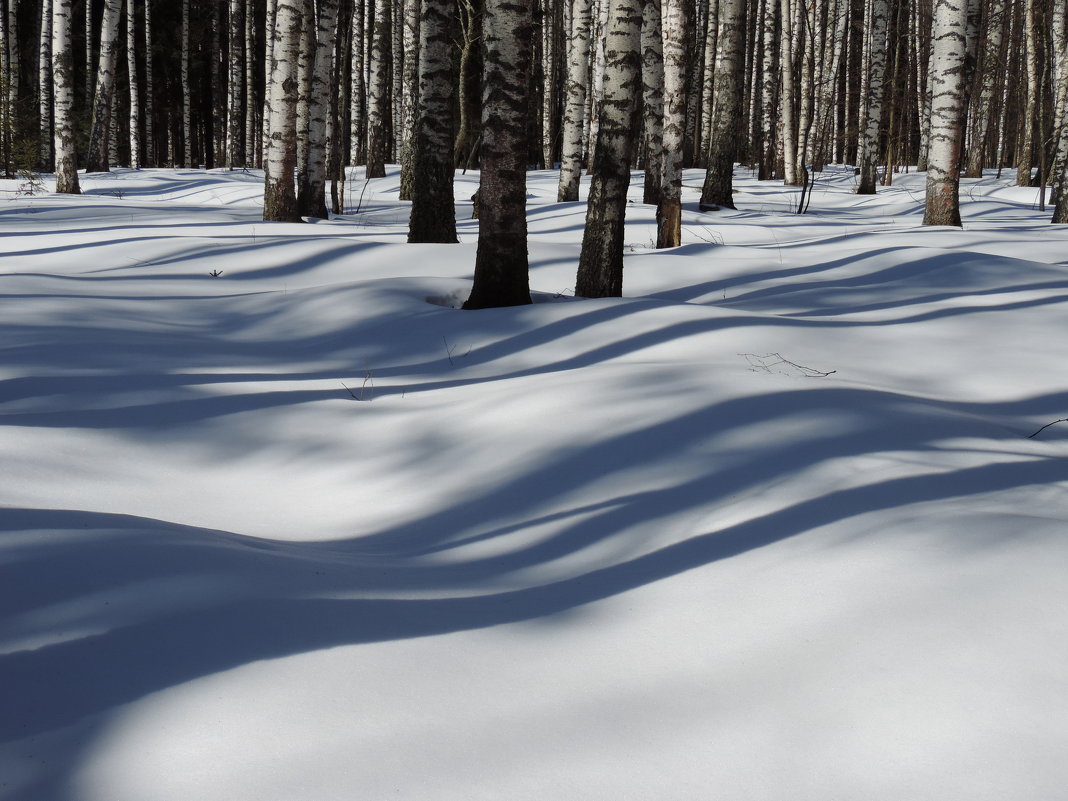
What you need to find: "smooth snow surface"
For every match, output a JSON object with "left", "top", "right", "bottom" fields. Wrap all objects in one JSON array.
[{"left": 2, "top": 166, "right": 1067, "bottom": 800}]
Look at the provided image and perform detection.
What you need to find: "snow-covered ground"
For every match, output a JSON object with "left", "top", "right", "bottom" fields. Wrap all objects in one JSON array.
[{"left": 2, "top": 165, "right": 1066, "bottom": 800}]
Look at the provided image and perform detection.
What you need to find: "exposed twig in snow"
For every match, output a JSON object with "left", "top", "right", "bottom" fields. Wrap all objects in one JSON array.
[
  {"left": 740, "top": 352, "right": 836, "bottom": 377},
  {"left": 342, "top": 370, "right": 375, "bottom": 401},
  {"left": 1027, "top": 418, "right": 1068, "bottom": 439}
]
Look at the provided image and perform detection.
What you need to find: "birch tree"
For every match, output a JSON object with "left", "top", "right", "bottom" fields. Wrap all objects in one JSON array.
[
  {"left": 640, "top": 0, "right": 664, "bottom": 206},
  {"left": 856, "top": 0, "right": 889, "bottom": 193},
  {"left": 144, "top": 0, "right": 154, "bottom": 165},
  {"left": 365, "top": 0, "right": 392, "bottom": 178},
  {"left": 85, "top": 0, "right": 121, "bottom": 172},
  {"left": 181, "top": 0, "right": 192, "bottom": 166},
  {"left": 464, "top": 0, "right": 535, "bottom": 308},
  {"left": 700, "top": 0, "right": 745, "bottom": 208},
  {"left": 398, "top": 0, "right": 420, "bottom": 199},
  {"left": 408, "top": 0, "right": 458, "bottom": 242},
  {"left": 779, "top": 0, "right": 801, "bottom": 185},
  {"left": 127, "top": 0, "right": 140, "bottom": 169},
  {"left": 38, "top": 0, "right": 54, "bottom": 170},
  {"left": 922, "top": 0, "right": 968, "bottom": 226},
  {"left": 226, "top": 0, "right": 245, "bottom": 168},
  {"left": 557, "top": 0, "right": 593, "bottom": 200},
  {"left": 52, "top": 0, "right": 79, "bottom": 193},
  {"left": 298, "top": 0, "right": 339, "bottom": 217},
  {"left": 656, "top": 0, "right": 687, "bottom": 246},
  {"left": 574, "top": 0, "right": 643, "bottom": 298},
  {"left": 264, "top": 0, "right": 306, "bottom": 222}
]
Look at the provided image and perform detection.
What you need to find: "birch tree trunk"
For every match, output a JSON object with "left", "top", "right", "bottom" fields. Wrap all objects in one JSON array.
[
  {"left": 398, "top": 0, "right": 420, "bottom": 199},
  {"left": 463, "top": 0, "right": 534, "bottom": 308},
  {"left": 856, "top": 0, "right": 888, "bottom": 193},
  {"left": 922, "top": 0, "right": 967, "bottom": 226},
  {"left": 1016, "top": 0, "right": 1037, "bottom": 187},
  {"left": 914, "top": 0, "right": 932, "bottom": 170},
  {"left": 1050, "top": 0, "right": 1068, "bottom": 216},
  {"left": 963, "top": 0, "right": 1005, "bottom": 177},
  {"left": 0, "top": 1, "right": 9, "bottom": 177},
  {"left": 298, "top": 0, "right": 339, "bottom": 217},
  {"left": 39, "top": 0, "right": 54, "bottom": 170},
  {"left": 52, "top": 0, "right": 80, "bottom": 193},
  {"left": 656, "top": 0, "right": 688, "bottom": 246},
  {"left": 700, "top": 0, "right": 745, "bottom": 208},
  {"left": 779, "top": 0, "right": 801, "bottom": 184},
  {"left": 181, "top": 0, "right": 192, "bottom": 167},
  {"left": 541, "top": 0, "right": 560, "bottom": 169},
  {"left": 365, "top": 0, "right": 392, "bottom": 178},
  {"left": 574, "top": 0, "right": 642, "bottom": 298},
  {"left": 263, "top": 0, "right": 306, "bottom": 222},
  {"left": 126, "top": 0, "right": 140, "bottom": 169},
  {"left": 85, "top": 0, "right": 121, "bottom": 172},
  {"left": 557, "top": 0, "right": 593, "bottom": 200},
  {"left": 758, "top": 0, "right": 778, "bottom": 178},
  {"left": 244, "top": 0, "right": 256, "bottom": 167},
  {"left": 349, "top": 0, "right": 366, "bottom": 166},
  {"left": 144, "top": 0, "right": 154, "bottom": 165},
  {"left": 408, "top": 0, "right": 458, "bottom": 242},
  {"left": 640, "top": 0, "right": 664, "bottom": 206},
  {"left": 226, "top": 0, "right": 245, "bottom": 168}
]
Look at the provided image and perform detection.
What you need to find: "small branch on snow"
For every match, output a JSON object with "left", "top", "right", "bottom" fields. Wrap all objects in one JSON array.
[
  {"left": 1027, "top": 418, "right": 1068, "bottom": 439},
  {"left": 740, "top": 352, "right": 836, "bottom": 378}
]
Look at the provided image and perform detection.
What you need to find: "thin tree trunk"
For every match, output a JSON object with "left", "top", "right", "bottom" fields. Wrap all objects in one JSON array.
[
  {"left": 126, "top": 0, "right": 140, "bottom": 169},
  {"left": 144, "top": 0, "right": 154, "bottom": 165},
  {"left": 365, "top": 0, "right": 391, "bottom": 177},
  {"left": 52, "top": 0, "right": 80, "bottom": 193},
  {"left": 557, "top": 0, "right": 593, "bottom": 200},
  {"left": 181, "top": 0, "right": 192, "bottom": 166},
  {"left": 779, "top": 0, "right": 801, "bottom": 184},
  {"left": 856, "top": 0, "right": 888, "bottom": 193},
  {"left": 39, "top": 0, "right": 55, "bottom": 170},
  {"left": 398, "top": 0, "right": 419, "bottom": 198},
  {"left": 299, "top": 0, "right": 339, "bottom": 217},
  {"left": 964, "top": 0, "right": 1006, "bottom": 177},
  {"left": 701, "top": 0, "right": 745, "bottom": 207},
  {"left": 923, "top": 0, "right": 967, "bottom": 226},
  {"left": 758, "top": 0, "right": 778, "bottom": 178},
  {"left": 575, "top": 0, "right": 642, "bottom": 298},
  {"left": 263, "top": 0, "right": 306, "bottom": 221},
  {"left": 656, "top": 0, "right": 688, "bottom": 245},
  {"left": 640, "top": 0, "right": 664, "bottom": 206},
  {"left": 226, "top": 0, "right": 245, "bottom": 168},
  {"left": 463, "top": 0, "right": 534, "bottom": 308},
  {"left": 85, "top": 0, "right": 121, "bottom": 172},
  {"left": 1016, "top": 0, "right": 1037, "bottom": 186},
  {"left": 408, "top": 0, "right": 458, "bottom": 242}
]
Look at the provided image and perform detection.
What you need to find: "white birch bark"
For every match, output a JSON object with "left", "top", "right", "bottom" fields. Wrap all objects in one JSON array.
[
  {"left": 856, "top": 0, "right": 888, "bottom": 193},
  {"left": 408, "top": 0, "right": 458, "bottom": 242},
  {"left": 541, "top": 0, "right": 560, "bottom": 169},
  {"left": 245, "top": 0, "right": 256, "bottom": 167},
  {"left": 365, "top": 0, "right": 391, "bottom": 177},
  {"left": 640, "top": 0, "right": 664, "bottom": 206},
  {"left": 656, "top": 0, "right": 687, "bottom": 246},
  {"left": 758, "top": 0, "right": 777, "bottom": 178},
  {"left": 397, "top": 0, "right": 419, "bottom": 198},
  {"left": 923, "top": 0, "right": 967, "bottom": 226},
  {"left": 349, "top": 0, "right": 366, "bottom": 166},
  {"left": 181, "top": 0, "right": 192, "bottom": 166},
  {"left": 699, "top": 0, "right": 720, "bottom": 166},
  {"left": 1050, "top": 0, "right": 1068, "bottom": 217},
  {"left": 126, "top": 0, "right": 140, "bottom": 169},
  {"left": 575, "top": 0, "right": 643, "bottom": 298},
  {"left": 226, "top": 0, "right": 244, "bottom": 168},
  {"left": 1016, "top": 0, "right": 1038, "bottom": 187},
  {"left": 0, "top": 2, "right": 9, "bottom": 176},
  {"left": 914, "top": 0, "right": 932, "bottom": 170},
  {"left": 964, "top": 0, "right": 1006, "bottom": 176},
  {"left": 779, "top": 0, "right": 800, "bottom": 184},
  {"left": 85, "top": 0, "right": 121, "bottom": 172},
  {"left": 701, "top": 0, "right": 745, "bottom": 206},
  {"left": 263, "top": 0, "right": 306, "bottom": 221},
  {"left": 464, "top": 0, "right": 535, "bottom": 308},
  {"left": 52, "top": 0, "right": 80, "bottom": 193},
  {"left": 299, "top": 0, "right": 339, "bottom": 217},
  {"left": 39, "top": 0, "right": 54, "bottom": 170},
  {"left": 144, "top": 0, "right": 154, "bottom": 165},
  {"left": 557, "top": 0, "right": 593, "bottom": 200}
]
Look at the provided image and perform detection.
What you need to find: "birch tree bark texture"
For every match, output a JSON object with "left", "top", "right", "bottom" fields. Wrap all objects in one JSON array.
[
  {"left": 126, "top": 0, "right": 140, "bottom": 169},
  {"left": 856, "top": 0, "right": 889, "bottom": 194},
  {"left": 39, "top": 0, "right": 54, "bottom": 170},
  {"left": 700, "top": 0, "right": 744, "bottom": 209},
  {"left": 297, "top": 0, "right": 339, "bottom": 218},
  {"left": 85, "top": 0, "right": 121, "bottom": 172},
  {"left": 656, "top": 0, "right": 688, "bottom": 246},
  {"left": 640, "top": 0, "right": 665, "bottom": 207},
  {"left": 263, "top": 0, "right": 307, "bottom": 222},
  {"left": 365, "top": 0, "right": 392, "bottom": 179},
  {"left": 52, "top": 0, "right": 80, "bottom": 194},
  {"left": 408, "top": 0, "right": 459, "bottom": 243},
  {"left": 463, "top": 0, "right": 534, "bottom": 309},
  {"left": 574, "top": 0, "right": 643, "bottom": 298},
  {"left": 557, "top": 0, "right": 593, "bottom": 201},
  {"left": 922, "top": 0, "right": 967, "bottom": 227}
]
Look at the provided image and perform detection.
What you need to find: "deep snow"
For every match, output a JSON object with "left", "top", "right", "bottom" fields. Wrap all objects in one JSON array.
[{"left": 1, "top": 164, "right": 1067, "bottom": 800}]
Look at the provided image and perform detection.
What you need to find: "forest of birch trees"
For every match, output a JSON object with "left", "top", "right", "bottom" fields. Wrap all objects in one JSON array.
[{"left": 2, "top": 0, "right": 1068, "bottom": 287}]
